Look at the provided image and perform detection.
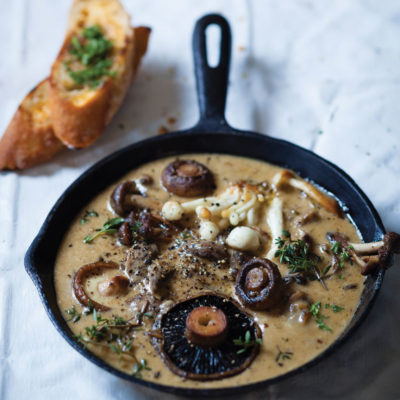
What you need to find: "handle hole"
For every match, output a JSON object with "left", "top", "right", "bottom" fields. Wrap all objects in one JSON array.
[{"left": 205, "top": 24, "right": 221, "bottom": 68}]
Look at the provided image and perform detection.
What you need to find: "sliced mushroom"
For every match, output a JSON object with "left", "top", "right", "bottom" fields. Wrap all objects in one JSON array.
[
  {"left": 139, "top": 211, "right": 180, "bottom": 243},
  {"left": 73, "top": 261, "right": 119, "bottom": 311},
  {"left": 185, "top": 306, "right": 228, "bottom": 347},
  {"left": 272, "top": 170, "right": 343, "bottom": 217},
  {"left": 98, "top": 275, "right": 130, "bottom": 296},
  {"left": 124, "top": 241, "right": 159, "bottom": 284},
  {"left": 288, "top": 291, "right": 311, "bottom": 324},
  {"left": 161, "top": 160, "right": 215, "bottom": 197},
  {"left": 152, "top": 293, "right": 261, "bottom": 380},
  {"left": 266, "top": 196, "right": 284, "bottom": 259},
  {"left": 295, "top": 210, "right": 319, "bottom": 226},
  {"left": 235, "top": 258, "right": 285, "bottom": 310},
  {"left": 326, "top": 231, "right": 400, "bottom": 274},
  {"left": 183, "top": 240, "right": 228, "bottom": 262}
]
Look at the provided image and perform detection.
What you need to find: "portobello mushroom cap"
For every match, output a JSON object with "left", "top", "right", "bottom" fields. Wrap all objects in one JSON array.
[
  {"left": 73, "top": 261, "right": 119, "bottom": 311},
  {"left": 152, "top": 293, "right": 262, "bottom": 380},
  {"left": 236, "top": 258, "right": 284, "bottom": 310},
  {"left": 161, "top": 160, "right": 215, "bottom": 197}
]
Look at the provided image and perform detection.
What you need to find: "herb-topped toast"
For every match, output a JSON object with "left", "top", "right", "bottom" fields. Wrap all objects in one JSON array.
[
  {"left": 0, "top": 0, "right": 150, "bottom": 170},
  {"left": 49, "top": 0, "right": 150, "bottom": 148}
]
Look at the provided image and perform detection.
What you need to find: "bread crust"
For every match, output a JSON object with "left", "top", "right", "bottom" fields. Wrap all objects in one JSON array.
[{"left": 0, "top": 80, "right": 64, "bottom": 170}]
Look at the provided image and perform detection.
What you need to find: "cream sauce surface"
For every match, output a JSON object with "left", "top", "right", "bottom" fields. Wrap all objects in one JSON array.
[{"left": 54, "top": 154, "right": 365, "bottom": 389}]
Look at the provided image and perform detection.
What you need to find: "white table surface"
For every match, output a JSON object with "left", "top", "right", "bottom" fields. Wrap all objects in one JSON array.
[{"left": 1, "top": 0, "right": 400, "bottom": 399}]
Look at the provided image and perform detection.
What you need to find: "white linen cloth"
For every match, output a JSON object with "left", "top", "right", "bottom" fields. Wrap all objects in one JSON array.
[{"left": 0, "top": 0, "right": 399, "bottom": 399}]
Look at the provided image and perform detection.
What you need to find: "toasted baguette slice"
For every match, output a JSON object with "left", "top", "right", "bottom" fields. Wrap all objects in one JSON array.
[
  {"left": 49, "top": 0, "right": 149, "bottom": 149},
  {"left": 106, "top": 26, "right": 151, "bottom": 123},
  {"left": 0, "top": 79, "right": 64, "bottom": 170}
]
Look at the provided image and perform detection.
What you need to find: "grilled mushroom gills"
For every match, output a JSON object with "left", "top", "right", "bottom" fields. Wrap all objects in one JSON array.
[
  {"left": 54, "top": 153, "right": 391, "bottom": 388},
  {"left": 153, "top": 294, "right": 261, "bottom": 380}
]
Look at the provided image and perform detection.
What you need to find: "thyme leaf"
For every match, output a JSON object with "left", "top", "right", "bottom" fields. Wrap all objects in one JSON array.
[
  {"left": 325, "top": 304, "right": 344, "bottom": 313},
  {"left": 309, "top": 302, "right": 332, "bottom": 332},
  {"left": 83, "top": 217, "right": 124, "bottom": 243},
  {"left": 233, "top": 330, "right": 262, "bottom": 354},
  {"left": 80, "top": 210, "right": 99, "bottom": 224},
  {"left": 275, "top": 347, "right": 293, "bottom": 363},
  {"left": 133, "top": 359, "right": 151, "bottom": 378}
]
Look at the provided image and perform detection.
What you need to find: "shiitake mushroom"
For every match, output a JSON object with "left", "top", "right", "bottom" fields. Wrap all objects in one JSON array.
[
  {"left": 235, "top": 258, "right": 284, "bottom": 310},
  {"left": 110, "top": 181, "right": 140, "bottom": 216},
  {"left": 161, "top": 160, "right": 215, "bottom": 197},
  {"left": 152, "top": 293, "right": 262, "bottom": 380}
]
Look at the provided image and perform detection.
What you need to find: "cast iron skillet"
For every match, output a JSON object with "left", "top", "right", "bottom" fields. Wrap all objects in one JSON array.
[{"left": 25, "top": 14, "right": 386, "bottom": 397}]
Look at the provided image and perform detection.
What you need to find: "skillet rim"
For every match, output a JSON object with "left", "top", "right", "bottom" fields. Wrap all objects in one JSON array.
[{"left": 24, "top": 127, "right": 386, "bottom": 397}]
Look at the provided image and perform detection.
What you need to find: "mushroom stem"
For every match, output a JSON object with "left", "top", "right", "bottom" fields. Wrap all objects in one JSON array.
[
  {"left": 266, "top": 197, "right": 283, "bottom": 260},
  {"left": 272, "top": 170, "right": 343, "bottom": 217},
  {"left": 349, "top": 241, "right": 384, "bottom": 254}
]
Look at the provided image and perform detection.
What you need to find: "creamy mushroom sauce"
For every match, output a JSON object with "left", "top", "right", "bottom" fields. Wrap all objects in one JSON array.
[{"left": 54, "top": 154, "right": 365, "bottom": 389}]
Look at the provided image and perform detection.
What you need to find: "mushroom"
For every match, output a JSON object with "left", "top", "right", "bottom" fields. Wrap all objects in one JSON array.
[
  {"left": 235, "top": 258, "right": 285, "bottom": 310},
  {"left": 98, "top": 275, "right": 130, "bottom": 296},
  {"left": 110, "top": 180, "right": 160, "bottom": 216},
  {"left": 183, "top": 240, "right": 228, "bottom": 262},
  {"left": 185, "top": 306, "right": 228, "bottom": 347},
  {"left": 124, "top": 241, "right": 159, "bottom": 285},
  {"left": 272, "top": 170, "right": 343, "bottom": 217},
  {"left": 139, "top": 211, "right": 180, "bottom": 243},
  {"left": 73, "top": 261, "right": 119, "bottom": 311},
  {"left": 226, "top": 226, "right": 261, "bottom": 252},
  {"left": 152, "top": 293, "right": 262, "bottom": 380},
  {"left": 266, "top": 197, "right": 284, "bottom": 259},
  {"left": 161, "top": 160, "right": 215, "bottom": 197},
  {"left": 198, "top": 220, "right": 219, "bottom": 241},
  {"left": 110, "top": 181, "right": 141, "bottom": 216},
  {"left": 326, "top": 231, "right": 400, "bottom": 275},
  {"left": 288, "top": 291, "right": 311, "bottom": 324}
]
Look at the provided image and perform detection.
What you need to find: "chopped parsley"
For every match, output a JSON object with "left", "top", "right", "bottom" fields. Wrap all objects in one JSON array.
[
  {"left": 83, "top": 217, "right": 124, "bottom": 243},
  {"left": 233, "top": 330, "right": 262, "bottom": 354},
  {"left": 64, "top": 25, "right": 115, "bottom": 88}
]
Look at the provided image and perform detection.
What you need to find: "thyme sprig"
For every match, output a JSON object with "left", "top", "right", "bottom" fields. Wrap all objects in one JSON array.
[
  {"left": 325, "top": 304, "right": 344, "bottom": 313},
  {"left": 133, "top": 359, "right": 152, "bottom": 378},
  {"left": 80, "top": 210, "right": 99, "bottom": 224},
  {"left": 83, "top": 217, "right": 124, "bottom": 243},
  {"left": 309, "top": 302, "right": 332, "bottom": 332},
  {"left": 73, "top": 310, "right": 140, "bottom": 360},
  {"left": 331, "top": 241, "right": 353, "bottom": 269},
  {"left": 275, "top": 347, "right": 293, "bottom": 364},
  {"left": 275, "top": 231, "right": 324, "bottom": 285},
  {"left": 233, "top": 330, "right": 262, "bottom": 355},
  {"left": 65, "top": 305, "right": 81, "bottom": 323}
]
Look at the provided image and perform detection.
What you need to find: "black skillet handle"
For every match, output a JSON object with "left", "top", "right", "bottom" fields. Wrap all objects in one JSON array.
[{"left": 192, "top": 14, "right": 231, "bottom": 131}]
